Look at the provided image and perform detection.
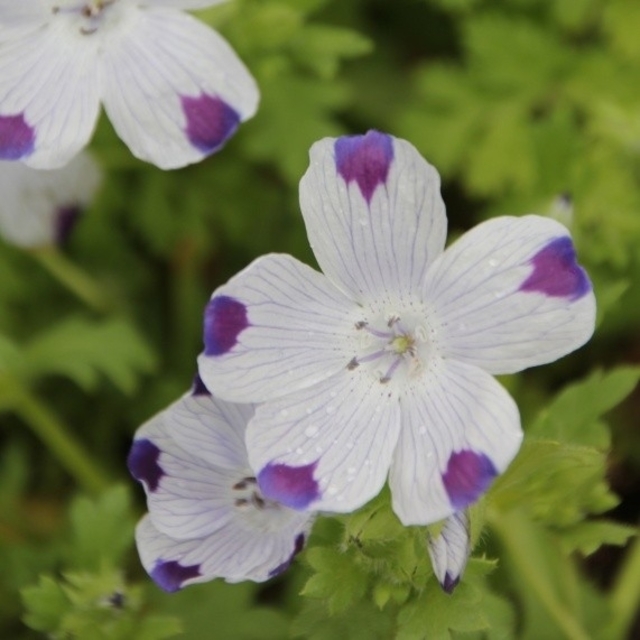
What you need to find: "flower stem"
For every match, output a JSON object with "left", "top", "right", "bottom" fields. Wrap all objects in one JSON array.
[
  {"left": 489, "top": 509, "right": 590, "bottom": 640},
  {"left": 32, "top": 248, "right": 115, "bottom": 314},
  {"left": 608, "top": 537, "right": 640, "bottom": 638},
  {"left": 5, "top": 377, "right": 109, "bottom": 494}
]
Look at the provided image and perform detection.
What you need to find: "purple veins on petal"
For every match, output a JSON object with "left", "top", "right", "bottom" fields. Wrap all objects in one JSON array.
[
  {"left": 519, "top": 236, "right": 591, "bottom": 301},
  {"left": 442, "top": 450, "right": 497, "bottom": 510},
  {"left": 54, "top": 205, "right": 82, "bottom": 246},
  {"left": 334, "top": 130, "right": 394, "bottom": 204},
  {"left": 0, "top": 113, "right": 35, "bottom": 160},
  {"left": 150, "top": 560, "right": 201, "bottom": 593},
  {"left": 127, "top": 439, "right": 164, "bottom": 492},
  {"left": 268, "top": 532, "right": 306, "bottom": 577},
  {"left": 203, "top": 295, "right": 249, "bottom": 356},
  {"left": 181, "top": 94, "right": 240, "bottom": 155},
  {"left": 258, "top": 462, "right": 320, "bottom": 510}
]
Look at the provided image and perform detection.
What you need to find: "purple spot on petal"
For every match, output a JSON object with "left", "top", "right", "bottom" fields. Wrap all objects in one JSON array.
[
  {"left": 443, "top": 450, "right": 497, "bottom": 510},
  {"left": 0, "top": 113, "right": 35, "bottom": 160},
  {"left": 442, "top": 572, "right": 459, "bottom": 595},
  {"left": 181, "top": 94, "right": 240, "bottom": 155},
  {"left": 334, "top": 130, "right": 394, "bottom": 204},
  {"left": 269, "top": 532, "right": 306, "bottom": 577},
  {"left": 191, "top": 373, "right": 211, "bottom": 396},
  {"left": 128, "top": 439, "right": 164, "bottom": 492},
  {"left": 519, "top": 236, "right": 591, "bottom": 301},
  {"left": 151, "top": 560, "right": 201, "bottom": 593},
  {"left": 54, "top": 205, "right": 82, "bottom": 246},
  {"left": 258, "top": 462, "right": 320, "bottom": 510},
  {"left": 203, "top": 295, "right": 249, "bottom": 356}
]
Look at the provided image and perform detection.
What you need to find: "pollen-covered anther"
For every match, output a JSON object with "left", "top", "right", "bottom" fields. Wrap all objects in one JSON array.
[{"left": 232, "top": 476, "right": 273, "bottom": 511}]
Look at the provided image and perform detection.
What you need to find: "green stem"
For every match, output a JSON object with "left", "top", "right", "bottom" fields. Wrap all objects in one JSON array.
[
  {"left": 32, "top": 248, "right": 114, "bottom": 314},
  {"left": 489, "top": 509, "right": 590, "bottom": 640},
  {"left": 7, "top": 379, "right": 109, "bottom": 494},
  {"left": 608, "top": 537, "right": 640, "bottom": 638}
]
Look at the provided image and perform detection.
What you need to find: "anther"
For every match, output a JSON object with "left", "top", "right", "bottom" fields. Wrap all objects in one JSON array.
[
  {"left": 355, "top": 321, "right": 367, "bottom": 330},
  {"left": 347, "top": 357, "right": 359, "bottom": 371}
]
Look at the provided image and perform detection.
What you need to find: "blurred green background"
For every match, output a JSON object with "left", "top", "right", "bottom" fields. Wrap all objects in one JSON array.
[{"left": 1, "top": 0, "right": 640, "bottom": 638}]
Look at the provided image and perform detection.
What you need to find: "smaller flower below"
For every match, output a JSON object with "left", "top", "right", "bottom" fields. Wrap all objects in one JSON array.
[
  {"left": 427, "top": 511, "right": 470, "bottom": 594},
  {"left": 0, "top": 151, "right": 101, "bottom": 248},
  {"left": 128, "top": 376, "right": 314, "bottom": 590}
]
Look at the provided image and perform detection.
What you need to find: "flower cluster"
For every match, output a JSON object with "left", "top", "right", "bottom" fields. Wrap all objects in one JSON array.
[
  {"left": 0, "top": 0, "right": 258, "bottom": 169},
  {"left": 130, "top": 130, "right": 595, "bottom": 593}
]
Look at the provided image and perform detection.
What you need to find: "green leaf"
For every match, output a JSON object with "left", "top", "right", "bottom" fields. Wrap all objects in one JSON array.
[
  {"left": 22, "top": 316, "right": 156, "bottom": 393},
  {"left": 21, "top": 575, "right": 70, "bottom": 632},
  {"left": 529, "top": 367, "right": 640, "bottom": 448},
  {"left": 395, "top": 559, "right": 498, "bottom": 640},
  {"left": 301, "top": 546, "right": 370, "bottom": 614},
  {"left": 491, "top": 440, "right": 618, "bottom": 527},
  {"left": 67, "top": 485, "right": 136, "bottom": 571},
  {"left": 557, "top": 520, "right": 637, "bottom": 555}
]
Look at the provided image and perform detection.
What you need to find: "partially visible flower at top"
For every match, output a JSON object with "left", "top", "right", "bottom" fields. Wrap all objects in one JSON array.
[
  {"left": 427, "top": 511, "right": 470, "bottom": 594},
  {"left": 0, "top": 151, "right": 101, "bottom": 247},
  {"left": 0, "top": 0, "right": 258, "bottom": 170},
  {"left": 197, "top": 130, "right": 596, "bottom": 527},
  {"left": 128, "top": 377, "right": 314, "bottom": 591}
]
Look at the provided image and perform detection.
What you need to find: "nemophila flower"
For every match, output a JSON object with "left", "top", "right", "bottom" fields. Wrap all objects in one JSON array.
[
  {"left": 128, "top": 378, "right": 314, "bottom": 591},
  {"left": 197, "top": 131, "right": 596, "bottom": 526},
  {"left": 0, "top": 151, "right": 101, "bottom": 247},
  {"left": 0, "top": 0, "right": 258, "bottom": 169},
  {"left": 427, "top": 511, "right": 470, "bottom": 594}
]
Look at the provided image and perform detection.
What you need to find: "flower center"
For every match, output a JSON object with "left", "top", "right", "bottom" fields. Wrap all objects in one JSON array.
[
  {"left": 348, "top": 313, "right": 431, "bottom": 384},
  {"left": 51, "top": 0, "right": 118, "bottom": 35},
  {"left": 231, "top": 476, "right": 279, "bottom": 512}
]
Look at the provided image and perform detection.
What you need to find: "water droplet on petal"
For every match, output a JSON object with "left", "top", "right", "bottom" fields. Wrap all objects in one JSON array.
[
  {"left": 280, "top": 409, "right": 289, "bottom": 417},
  {"left": 296, "top": 447, "right": 303, "bottom": 455},
  {"left": 306, "top": 408, "right": 313, "bottom": 415},
  {"left": 419, "top": 426, "right": 427, "bottom": 435},
  {"left": 305, "top": 425, "right": 318, "bottom": 438},
  {"left": 359, "top": 217, "right": 369, "bottom": 226},
  {"left": 326, "top": 405, "right": 335, "bottom": 415},
  {"left": 488, "top": 258, "right": 499, "bottom": 267}
]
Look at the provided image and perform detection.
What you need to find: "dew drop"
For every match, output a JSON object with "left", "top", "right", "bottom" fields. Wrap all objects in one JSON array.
[
  {"left": 419, "top": 426, "right": 427, "bottom": 435},
  {"left": 296, "top": 447, "right": 303, "bottom": 455},
  {"left": 346, "top": 441, "right": 354, "bottom": 450},
  {"left": 330, "top": 391, "right": 337, "bottom": 398},
  {"left": 488, "top": 258, "right": 499, "bottom": 267},
  {"left": 327, "top": 486, "right": 338, "bottom": 496},
  {"left": 326, "top": 405, "right": 335, "bottom": 415},
  {"left": 359, "top": 217, "right": 369, "bottom": 226},
  {"left": 305, "top": 425, "right": 318, "bottom": 438},
  {"left": 306, "top": 408, "right": 313, "bottom": 415},
  {"left": 280, "top": 409, "right": 289, "bottom": 417},
  {"left": 347, "top": 467, "right": 356, "bottom": 475}
]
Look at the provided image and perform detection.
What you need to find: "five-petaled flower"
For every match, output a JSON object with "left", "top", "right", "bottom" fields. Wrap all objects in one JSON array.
[
  {"left": 197, "top": 130, "right": 596, "bottom": 526},
  {"left": 128, "top": 377, "right": 314, "bottom": 590},
  {"left": 0, "top": 151, "right": 101, "bottom": 247},
  {"left": 0, "top": 0, "right": 258, "bottom": 169}
]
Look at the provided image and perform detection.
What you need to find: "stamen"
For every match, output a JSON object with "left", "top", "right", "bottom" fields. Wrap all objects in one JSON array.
[
  {"left": 234, "top": 498, "right": 249, "bottom": 507},
  {"left": 347, "top": 357, "right": 359, "bottom": 371},
  {"left": 232, "top": 476, "right": 256, "bottom": 490},
  {"left": 380, "top": 357, "right": 403, "bottom": 384}
]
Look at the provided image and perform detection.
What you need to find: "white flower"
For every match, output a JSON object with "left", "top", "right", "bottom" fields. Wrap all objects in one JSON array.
[
  {"left": 197, "top": 131, "right": 596, "bottom": 526},
  {"left": 128, "top": 378, "right": 314, "bottom": 590},
  {"left": 427, "top": 511, "right": 470, "bottom": 594},
  {"left": 0, "top": 0, "right": 258, "bottom": 169},
  {"left": 0, "top": 151, "right": 100, "bottom": 247}
]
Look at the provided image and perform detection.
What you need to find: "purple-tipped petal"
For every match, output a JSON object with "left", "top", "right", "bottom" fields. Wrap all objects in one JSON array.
[
  {"left": 520, "top": 236, "right": 591, "bottom": 301},
  {"left": 0, "top": 113, "right": 35, "bottom": 160},
  {"left": 258, "top": 462, "right": 320, "bottom": 510},
  {"left": 191, "top": 373, "right": 211, "bottom": 396},
  {"left": 268, "top": 532, "right": 306, "bottom": 577},
  {"left": 443, "top": 572, "right": 460, "bottom": 595},
  {"left": 181, "top": 94, "right": 240, "bottom": 155},
  {"left": 334, "top": 130, "right": 394, "bottom": 204},
  {"left": 54, "top": 205, "right": 82, "bottom": 245},
  {"left": 151, "top": 559, "right": 201, "bottom": 593},
  {"left": 128, "top": 439, "right": 164, "bottom": 492},
  {"left": 203, "top": 295, "right": 249, "bottom": 356},
  {"left": 443, "top": 450, "right": 497, "bottom": 510}
]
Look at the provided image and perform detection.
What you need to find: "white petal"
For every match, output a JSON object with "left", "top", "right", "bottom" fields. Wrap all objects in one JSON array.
[
  {"left": 129, "top": 408, "right": 238, "bottom": 540},
  {"left": 167, "top": 392, "right": 254, "bottom": 471},
  {"left": 0, "top": 22, "right": 101, "bottom": 169},
  {"left": 247, "top": 370, "right": 402, "bottom": 514},
  {"left": 101, "top": 7, "right": 258, "bottom": 169},
  {"left": 424, "top": 215, "right": 596, "bottom": 374},
  {"left": 299, "top": 132, "right": 447, "bottom": 304},
  {"left": 0, "top": 0, "right": 47, "bottom": 26},
  {"left": 389, "top": 359, "right": 522, "bottom": 525},
  {"left": 0, "top": 152, "right": 101, "bottom": 247},
  {"left": 197, "top": 254, "right": 359, "bottom": 403},
  {"left": 427, "top": 511, "right": 470, "bottom": 594},
  {"left": 136, "top": 511, "right": 313, "bottom": 590}
]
